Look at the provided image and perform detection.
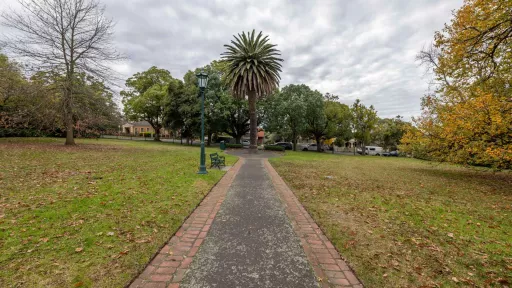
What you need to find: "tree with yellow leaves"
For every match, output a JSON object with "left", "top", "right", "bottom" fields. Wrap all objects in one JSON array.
[{"left": 400, "top": 0, "right": 512, "bottom": 169}]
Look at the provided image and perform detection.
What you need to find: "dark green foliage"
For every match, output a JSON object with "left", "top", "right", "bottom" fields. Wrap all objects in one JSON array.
[
  {"left": 1, "top": 55, "right": 121, "bottom": 139},
  {"left": 222, "top": 30, "right": 283, "bottom": 97},
  {"left": 0, "top": 128, "right": 48, "bottom": 137}
]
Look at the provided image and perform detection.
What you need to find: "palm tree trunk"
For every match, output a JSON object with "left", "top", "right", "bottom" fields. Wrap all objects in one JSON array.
[{"left": 248, "top": 90, "right": 257, "bottom": 153}]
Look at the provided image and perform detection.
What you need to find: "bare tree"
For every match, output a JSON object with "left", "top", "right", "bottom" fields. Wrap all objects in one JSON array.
[{"left": 1, "top": 0, "right": 122, "bottom": 145}]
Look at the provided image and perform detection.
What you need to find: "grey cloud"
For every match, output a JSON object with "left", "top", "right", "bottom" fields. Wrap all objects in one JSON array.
[{"left": 0, "top": 0, "right": 463, "bottom": 119}]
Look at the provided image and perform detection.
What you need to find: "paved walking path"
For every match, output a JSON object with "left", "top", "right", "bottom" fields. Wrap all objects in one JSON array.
[{"left": 130, "top": 151, "right": 362, "bottom": 288}]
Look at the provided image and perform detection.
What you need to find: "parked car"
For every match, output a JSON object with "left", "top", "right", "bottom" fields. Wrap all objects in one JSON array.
[
  {"left": 274, "top": 142, "right": 293, "bottom": 150},
  {"left": 356, "top": 146, "right": 383, "bottom": 156},
  {"left": 382, "top": 150, "right": 399, "bottom": 157},
  {"left": 302, "top": 143, "right": 324, "bottom": 152},
  {"left": 242, "top": 139, "right": 250, "bottom": 147}
]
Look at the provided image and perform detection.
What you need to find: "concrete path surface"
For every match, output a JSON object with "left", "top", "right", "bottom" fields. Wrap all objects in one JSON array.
[
  {"left": 129, "top": 151, "right": 363, "bottom": 288},
  {"left": 180, "top": 158, "right": 318, "bottom": 288}
]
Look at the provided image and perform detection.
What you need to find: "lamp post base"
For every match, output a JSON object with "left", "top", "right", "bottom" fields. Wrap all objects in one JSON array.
[{"left": 197, "top": 165, "right": 208, "bottom": 175}]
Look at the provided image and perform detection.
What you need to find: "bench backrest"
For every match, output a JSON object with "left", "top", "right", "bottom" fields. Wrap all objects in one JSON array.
[{"left": 210, "top": 153, "right": 219, "bottom": 160}]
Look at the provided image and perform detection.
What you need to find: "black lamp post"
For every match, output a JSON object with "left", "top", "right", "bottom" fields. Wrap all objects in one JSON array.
[{"left": 196, "top": 70, "right": 208, "bottom": 175}]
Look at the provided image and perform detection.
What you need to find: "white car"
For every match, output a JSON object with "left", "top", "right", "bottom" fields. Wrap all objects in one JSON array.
[
  {"left": 357, "top": 146, "right": 383, "bottom": 156},
  {"left": 242, "top": 140, "right": 250, "bottom": 147},
  {"left": 302, "top": 143, "right": 324, "bottom": 152}
]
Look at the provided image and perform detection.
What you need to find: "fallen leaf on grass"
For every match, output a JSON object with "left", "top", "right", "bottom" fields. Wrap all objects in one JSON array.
[
  {"left": 447, "top": 233, "right": 454, "bottom": 238},
  {"left": 107, "top": 232, "right": 114, "bottom": 236},
  {"left": 75, "top": 247, "right": 83, "bottom": 252},
  {"left": 135, "top": 239, "right": 150, "bottom": 243},
  {"left": 452, "top": 277, "right": 459, "bottom": 283},
  {"left": 74, "top": 282, "right": 83, "bottom": 287}
]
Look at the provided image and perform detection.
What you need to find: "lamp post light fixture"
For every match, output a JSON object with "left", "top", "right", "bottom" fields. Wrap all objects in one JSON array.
[{"left": 197, "top": 70, "right": 209, "bottom": 175}]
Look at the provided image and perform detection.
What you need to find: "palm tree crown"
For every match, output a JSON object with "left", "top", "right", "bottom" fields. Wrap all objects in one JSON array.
[{"left": 221, "top": 30, "right": 283, "bottom": 98}]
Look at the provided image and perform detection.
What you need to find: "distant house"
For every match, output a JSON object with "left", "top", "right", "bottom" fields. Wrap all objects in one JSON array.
[
  {"left": 243, "top": 128, "right": 265, "bottom": 145},
  {"left": 257, "top": 129, "right": 264, "bottom": 145},
  {"left": 120, "top": 121, "right": 170, "bottom": 137}
]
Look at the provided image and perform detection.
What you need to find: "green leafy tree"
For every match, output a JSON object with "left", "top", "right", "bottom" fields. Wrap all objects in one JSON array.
[
  {"left": 199, "top": 63, "right": 231, "bottom": 146},
  {"left": 164, "top": 78, "right": 187, "bottom": 141},
  {"left": 73, "top": 73, "right": 121, "bottom": 137},
  {"left": 304, "top": 89, "right": 328, "bottom": 152},
  {"left": 371, "top": 116, "right": 410, "bottom": 151},
  {"left": 222, "top": 30, "right": 283, "bottom": 151},
  {"left": 264, "top": 85, "right": 308, "bottom": 151},
  {"left": 351, "top": 99, "right": 378, "bottom": 155},
  {"left": 324, "top": 96, "right": 352, "bottom": 150},
  {"left": 121, "top": 67, "right": 173, "bottom": 141},
  {"left": 221, "top": 94, "right": 249, "bottom": 144},
  {"left": 164, "top": 70, "right": 200, "bottom": 144},
  {"left": 0, "top": 54, "right": 26, "bottom": 111},
  {"left": 1, "top": 59, "right": 120, "bottom": 137}
]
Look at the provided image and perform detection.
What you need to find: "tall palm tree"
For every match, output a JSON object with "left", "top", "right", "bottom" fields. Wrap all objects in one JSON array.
[{"left": 222, "top": 30, "right": 283, "bottom": 152}]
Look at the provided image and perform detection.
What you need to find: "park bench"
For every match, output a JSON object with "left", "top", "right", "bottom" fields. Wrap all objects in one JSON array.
[{"left": 209, "top": 153, "right": 226, "bottom": 169}]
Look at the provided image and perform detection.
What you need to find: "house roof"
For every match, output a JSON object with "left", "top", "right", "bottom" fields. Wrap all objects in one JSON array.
[{"left": 124, "top": 121, "right": 151, "bottom": 126}]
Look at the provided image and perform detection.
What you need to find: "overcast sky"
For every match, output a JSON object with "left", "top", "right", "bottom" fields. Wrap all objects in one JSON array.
[{"left": 1, "top": 0, "right": 463, "bottom": 119}]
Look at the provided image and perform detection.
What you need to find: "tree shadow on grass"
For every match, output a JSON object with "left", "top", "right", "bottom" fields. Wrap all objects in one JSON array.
[{"left": 408, "top": 166, "right": 512, "bottom": 195}]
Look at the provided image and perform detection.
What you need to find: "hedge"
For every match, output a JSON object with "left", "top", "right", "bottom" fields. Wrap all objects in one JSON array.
[
  {"left": 264, "top": 145, "right": 285, "bottom": 151},
  {"left": 226, "top": 143, "right": 243, "bottom": 148},
  {"left": 139, "top": 132, "right": 152, "bottom": 137},
  {"left": 0, "top": 128, "right": 51, "bottom": 138}
]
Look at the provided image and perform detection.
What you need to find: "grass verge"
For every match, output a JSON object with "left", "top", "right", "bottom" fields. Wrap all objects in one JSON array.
[
  {"left": 270, "top": 152, "right": 511, "bottom": 287},
  {"left": 0, "top": 138, "right": 236, "bottom": 287}
]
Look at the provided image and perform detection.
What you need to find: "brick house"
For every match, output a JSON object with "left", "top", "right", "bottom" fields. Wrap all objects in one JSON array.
[
  {"left": 242, "top": 128, "right": 265, "bottom": 145},
  {"left": 120, "top": 121, "right": 170, "bottom": 137}
]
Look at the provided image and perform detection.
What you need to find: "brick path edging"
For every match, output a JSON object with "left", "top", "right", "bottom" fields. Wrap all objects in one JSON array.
[
  {"left": 263, "top": 159, "right": 364, "bottom": 288},
  {"left": 128, "top": 158, "right": 245, "bottom": 288}
]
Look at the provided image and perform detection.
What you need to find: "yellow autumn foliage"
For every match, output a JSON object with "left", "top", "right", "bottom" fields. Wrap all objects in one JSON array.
[{"left": 400, "top": 0, "right": 512, "bottom": 169}]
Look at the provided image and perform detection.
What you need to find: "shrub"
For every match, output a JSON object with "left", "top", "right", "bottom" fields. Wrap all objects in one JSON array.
[
  {"left": 0, "top": 128, "right": 46, "bottom": 137},
  {"left": 139, "top": 132, "right": 152, "bottom": 137},
  {"left": 226, "top": 143, "right": 243, "bottom": 149},
  {"left": 264, "top": 145, "right": 285, "bottom": 151}
]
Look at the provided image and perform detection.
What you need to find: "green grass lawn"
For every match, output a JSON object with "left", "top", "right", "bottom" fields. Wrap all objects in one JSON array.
[
  {"left": 0, "top": 138, "right": 236, "bottom": 287},
  {"left": 270, "top": 152, "right": 511, "bottom": 288}
]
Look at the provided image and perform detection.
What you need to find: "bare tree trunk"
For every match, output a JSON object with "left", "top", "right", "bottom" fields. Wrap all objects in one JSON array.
[
  {"left": 64, "top": 85, "right": 75, "bottom": 145},
  {"left": 207, "top": 131, "right": 212, "bottom": 146},
  {"left": 316, "top": 135, "right": 322, "bottom": 152},
  {"left": 65, "top": 113, "right": 75, "bottom": 145},
  {"left": 248, "top": 90, "right": 257, "bottom": 153},
  {"left": 235, "top": 136, "right": 242, "bottom": 144}
]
